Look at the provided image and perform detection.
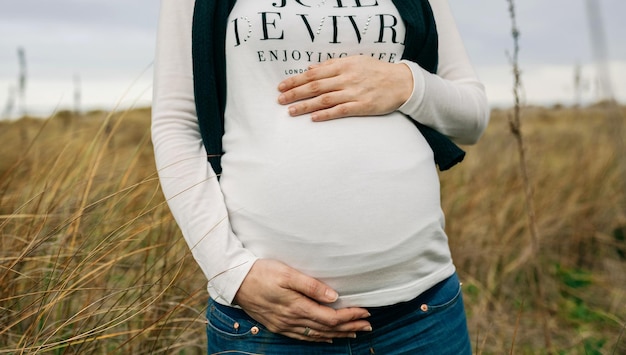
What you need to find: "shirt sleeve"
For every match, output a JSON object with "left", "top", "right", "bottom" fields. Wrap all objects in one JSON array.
[
  {"left": 151, "top": 0, "right": 258, "bottom": 305},
  {"left": 398, "top": 0, "right": 489, "bottom": 145}
]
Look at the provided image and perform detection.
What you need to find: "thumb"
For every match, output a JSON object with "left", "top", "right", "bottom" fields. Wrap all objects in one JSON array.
[{"left": 286, "top": 269, "right": 339, "bottom": 304}]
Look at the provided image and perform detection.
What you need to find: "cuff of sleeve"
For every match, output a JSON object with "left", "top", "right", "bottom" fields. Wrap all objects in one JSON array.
[
  {"left": 208, "top": 254, "right": 259, "bottom": 306},
  {"left": 397, "top": 60, "right": 427, "bottom": 119}
]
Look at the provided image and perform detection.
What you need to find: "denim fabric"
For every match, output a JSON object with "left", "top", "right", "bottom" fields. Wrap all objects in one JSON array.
[{"left": 206, "top": 273, "right": 471, "bottom": 355}]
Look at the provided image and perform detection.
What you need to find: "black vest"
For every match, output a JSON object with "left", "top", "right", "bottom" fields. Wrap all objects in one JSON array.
[{"left": 192, "top": 0, "right": 464, "bottom": 175}]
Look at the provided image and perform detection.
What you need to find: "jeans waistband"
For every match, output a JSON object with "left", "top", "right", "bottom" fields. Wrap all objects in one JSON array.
[
  {"left": 211, "top": 272, "right": 459, "bottom": 331},
  {"left": 365, "top": 272, "right": 458, "bottom": 330}
]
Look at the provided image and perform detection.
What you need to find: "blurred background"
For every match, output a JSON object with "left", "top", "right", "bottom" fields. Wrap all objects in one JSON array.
[{"left": 0, "top": 0, "right": 625, "bottom": 118}]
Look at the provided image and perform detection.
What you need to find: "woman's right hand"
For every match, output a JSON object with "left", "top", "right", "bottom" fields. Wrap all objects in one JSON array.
[{"left": 233, "top": 259, "right": 372, "bottom": 343}]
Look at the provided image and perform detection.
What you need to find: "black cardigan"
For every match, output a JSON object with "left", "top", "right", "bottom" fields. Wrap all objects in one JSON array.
[{"left": 192, "top": 0, "right": 465, "bottom": 175}]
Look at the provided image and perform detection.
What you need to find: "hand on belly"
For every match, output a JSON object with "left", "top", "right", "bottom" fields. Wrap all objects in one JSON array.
[{"left": 233, "top": 259, "right": 373, "bottom": 342}]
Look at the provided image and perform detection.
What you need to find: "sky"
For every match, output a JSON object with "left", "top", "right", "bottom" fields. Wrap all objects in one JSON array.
[{"left": 0, "top": 0, "right": 625, "bottom": 119}]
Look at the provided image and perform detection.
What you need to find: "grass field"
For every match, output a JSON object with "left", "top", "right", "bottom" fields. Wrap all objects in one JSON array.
[{"left": 1, "top": 105, "right": 625, "bottom": 354}]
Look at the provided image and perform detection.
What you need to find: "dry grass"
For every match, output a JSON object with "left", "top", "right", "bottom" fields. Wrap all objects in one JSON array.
[
  {"left": 0, "top": 105, "right": 625, "bottom": 354},
  {"left": 443, "top": 104, "right": 626, "bottom": 354},
  {"left": 0, "top": 109, "right": 207, "bottom": 354}
]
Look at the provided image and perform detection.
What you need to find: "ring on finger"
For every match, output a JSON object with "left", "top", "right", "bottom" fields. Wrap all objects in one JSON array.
[{"left": 303, "top": 326, "right": 311, "bottom": 336}]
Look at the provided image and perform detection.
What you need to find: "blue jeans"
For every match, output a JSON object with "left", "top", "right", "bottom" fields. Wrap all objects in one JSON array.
[{"left": 206, "top": 273, "right": 471, "bottom": 354}]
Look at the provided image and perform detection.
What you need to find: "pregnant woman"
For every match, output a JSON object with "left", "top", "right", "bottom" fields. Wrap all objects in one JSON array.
[{"left": 152, "top": 0, "right": 489, "bottom": 353}]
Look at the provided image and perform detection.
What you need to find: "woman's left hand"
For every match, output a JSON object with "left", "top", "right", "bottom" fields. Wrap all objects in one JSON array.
[{"left": 277, "top": 56, "right": 413, "bottom": 121}]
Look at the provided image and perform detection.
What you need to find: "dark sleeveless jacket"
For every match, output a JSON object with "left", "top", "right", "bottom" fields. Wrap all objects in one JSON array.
[{"left": 192, "top": 0, "right": 465, "bottom": 175}]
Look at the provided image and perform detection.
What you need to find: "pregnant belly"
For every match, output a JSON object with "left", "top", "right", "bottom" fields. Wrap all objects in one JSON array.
[{"left": 219, "top": 114, "right": 443, "bottom": 276}]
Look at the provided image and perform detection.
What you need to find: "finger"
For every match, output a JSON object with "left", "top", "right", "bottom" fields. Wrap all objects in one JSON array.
[
  {"left": 292, "top": 326, "right": 357, "bottom": 340},
  {"left": 278, "top": 64, "right": 339, "bottom": 93},
  {"left": 282, "top": 322, "right": 372, "bottom": 342},
  {"left": 259, "top": 310, "right": 370, "bottom": 340},
  {"left": 307, "top": 57, "right": 339, "bottom": 70},
  {"left": 287, "top": 91, "right": 351, "bottom": 117},
  {"left": 311, "top": 102, "right": 367, "bottom": 122},
  {"left": 280, "top": 331, "right": 334, "bottom": 343},
  {"left": 278, "top": 273, "right": 371, "bottom": 323},
  {"left": 277, "top": 276, "right": 372, "bottom": 326},
  {"left": 282, "top": 269, "right": 341, "bottom": 304},
  {"left": 299, "top": 319, "right": 373, "bottom": 334},
  {"left": 298, "top": 303, "right": 371, "bottom": 330},
  {"left": 266, "top": 300, "right": 372, "bottom": 333},
  {"left": 278, "top": 77, "right": 340, "bottom": 106}
]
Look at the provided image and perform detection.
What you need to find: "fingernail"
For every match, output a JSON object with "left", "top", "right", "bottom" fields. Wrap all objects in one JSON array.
[
  {"left": 311, "top": 113, "right": 319, "bottom": 121},
  {"left": 288, "top": 106, "right": 297, "bottom": 115},
  {"left": 362, "top": 326, "right": 373, "bottom": 332},
  {"left": 325, "top": 289, "right": 338, "bottom": 301},
  {"left": 350, "top": 333, "right": 357, "bottom": 338},
  {"left": 278, "top": 94, "right": 285, "bottom": 104},
  {"left": 278, "top": 82, "right": 286, "bottom": 91}
]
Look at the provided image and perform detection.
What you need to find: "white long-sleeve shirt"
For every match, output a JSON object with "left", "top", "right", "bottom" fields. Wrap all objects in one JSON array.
[{"left": 152, "top": 0, "right": 489, "bottom": 308}]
